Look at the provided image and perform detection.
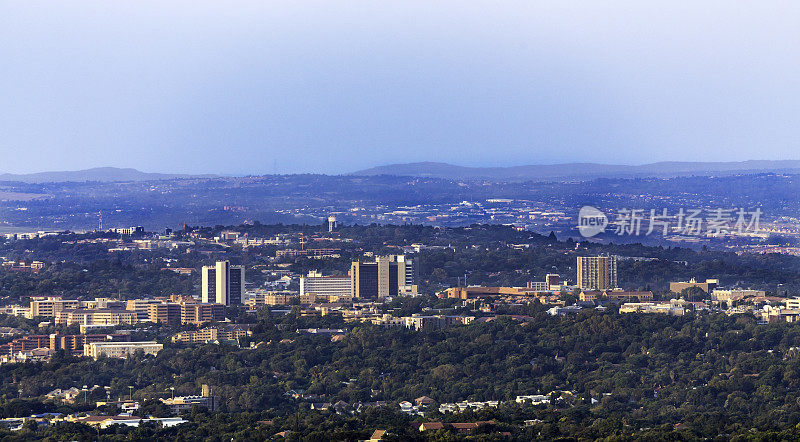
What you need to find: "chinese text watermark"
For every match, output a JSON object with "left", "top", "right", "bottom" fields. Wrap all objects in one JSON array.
[{"left": 577, "top": 206, "right": 762, "bottom": 238}]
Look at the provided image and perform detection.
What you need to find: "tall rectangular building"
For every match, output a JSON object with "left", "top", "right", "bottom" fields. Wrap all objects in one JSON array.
[
  {"left": 577, "top": 256, "right": 618, "bottom": 291},
  {"left": 228, "top": 264, "right": 244, "bottom": 306},
  {"left": 201, "top": 266, "right": 216, "bottom": 304},
  {"left": 201, "top": 261, "right": 244, "bottom": 306},
  {"left": 350, "top": 255, "right": 416, "bottom": 300}
]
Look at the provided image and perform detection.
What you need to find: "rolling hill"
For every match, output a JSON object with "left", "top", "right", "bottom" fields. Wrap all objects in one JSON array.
[{"left": 351, "top": 160, "right": 800, "bottom": 181}]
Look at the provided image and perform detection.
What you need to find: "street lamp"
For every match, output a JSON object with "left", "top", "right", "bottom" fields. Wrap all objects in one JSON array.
[
  {"left": 128, "top": 386, "right": 134, "bottom": 401},
  {"left": 170, "top": 387, "right": 175, "bottom": 400}
]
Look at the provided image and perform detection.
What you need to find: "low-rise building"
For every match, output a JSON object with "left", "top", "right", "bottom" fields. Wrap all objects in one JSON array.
[
  {"left": 760, "top": 305, "right": 800, "bottom": 323},
  {"left": 55, "top": 309, "right": 139, "bottom": 327},
  {"left": 713, "top": 289, "right": 765, "bottom": 304},
  {"left": 82, "top": 298, "right": 126, "bottom": 310},
  {"left": 0, "top": 327, "right": 25, "bottom": 338},
  {"left": 66, "top": 415, "right": 185, "bottom": 429},
  {"left": 438, "top": 400, "right": 499, "bottom": 414},
  {"left": 159, "top": 385, "right": 218, "bottom": 415},
  {"left": 45, "top": 387, "right": 84, "bottom": 404},
  {"left": 2, "top": 260, "right": 45, "bottom": 273},
  {"left": 30, "top": 297, "right": 80, "bottom": 318},
  {"left": 0, "top": 333, "right": 130, "bottom": 359},
  {"left": 180, "top": 303, "right": 225, "bottom": 325},
  {"left": 10, "top": 306, "right": 31, "bottom": 319},
  {"left": 95, "top": 400, "right": 140, "bottom": 414},
  {"left": 171, "top": 325, "right": 252, "bottom": 344},
  {"left": 401, "top": 315, "right": 474, "bottom": 330},
  {"left": 418, "top": 421, "right": 495, "bottom": 434},
  {"left": 1, "top": 347, "right": 52, "bottom": 364},
  {"left": 0, "top": 335, "right": 49, "bottom": 356},
  {"left": 547, "top": 306, "right": 583, "bottom": 316},
  {"left": 786, "top": 297, "right": 800, "bottom": 310},
  {"left": 669, "top": 278, "right": 718, "bottom": 294},
  {"left": 581, "top": 290, "right": 654, "bottom": 302},
  {"left": 51, "top": 333, "right": 132, "bottom": 355},
  {"left": 245, "top": 291, "right": 298, "bottom": 306},
  {"left": 443, "top": 286, "right": 534, "bottom": 300},
  {"left": 297, "top": 328, "right": 346, "bottom": 334},
  {"left": 125, "top": 299, "right": 162, "bottom": 321},
  {"left": 619, "top": 302, "right": 684, "bottom": 315},
  {"left": 366, "top": 314, "right": 404, "bottom": 327},
  {"left": 516, "top": 395, "right": 549, "bottom": 405},
  {"left": 84, "top": 341, "right": 163, "bottom": 359}
]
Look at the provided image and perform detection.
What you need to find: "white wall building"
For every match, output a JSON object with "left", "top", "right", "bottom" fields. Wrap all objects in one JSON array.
[
  {"left": 84, "top": 341, "right": 163, "bottom": 359},
  {"left": 300, "top": 271, "right": 352, "bottom": 301}
]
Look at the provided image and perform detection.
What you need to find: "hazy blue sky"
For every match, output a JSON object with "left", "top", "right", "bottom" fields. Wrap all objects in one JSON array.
[{"left": 1, "top": 1, "right": 799, "bottom": 175}]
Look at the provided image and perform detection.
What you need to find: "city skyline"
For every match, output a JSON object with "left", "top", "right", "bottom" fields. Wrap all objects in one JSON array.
[{"left": 1, "top": 2, "right": 799, "bottom": 439}]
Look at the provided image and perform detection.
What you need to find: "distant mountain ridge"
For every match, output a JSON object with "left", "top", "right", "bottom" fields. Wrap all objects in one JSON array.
[
  {"left": 350, "top": 160, "right": 800, "bottom": 181},
  {"left": 0, "top": 167, "right": 216, "bottom": 183}
]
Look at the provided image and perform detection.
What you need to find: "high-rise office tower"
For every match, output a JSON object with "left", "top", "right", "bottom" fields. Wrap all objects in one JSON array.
[
  {"left": 201, "top": 266, "right": 216, "bottom": 304},
  {"left": 577, "top": 256, "right": 617, "bottom": 291},
  {"left": 201, "top": 261, "right": 244, "bottom": 306},
  {"left": 350, "top": 255, "right": 416, "bottom": 300}
]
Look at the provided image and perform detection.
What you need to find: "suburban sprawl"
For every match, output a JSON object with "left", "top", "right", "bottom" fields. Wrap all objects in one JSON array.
[{"left": 0, "top": 218, "right": 797, "bottom": 440}]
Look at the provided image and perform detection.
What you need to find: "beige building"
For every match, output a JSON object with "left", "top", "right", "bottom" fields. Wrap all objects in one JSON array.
[
  {"left": 180, "top": 303, "right": 225, "bottom": 325},
  {"left": 713, "top": 289, "right": 764, "bottom": 303},
  {"left": 55, "top": 309, "right": 138, "bottom": 327},
  {"left": 444, "top": 286, "right": 534, "bottom": 299},
  {"left": 402, "top": 315, "right": 475, "bottom": 330},
  {"left": 580, "top": 290, "right": 653, "bottom": 302},
  {"left": 171, "top": 325, "right": 251, "bottom": 344},
  {"left": 84, "top": 341, "right": 163, "bottom": 359},
  {"left": 577, "top": 256, "right": 618, "bottom": 291},
  {"left": 785, "top": 298, "right": 800, "bottom": 310},
  {"left": 125, "top": 299, "right": 162, "bottom": 321},
  {"left": 245, "top": 291, "right": 298, "bottom": 306},
  {"left": 30, "top": 297, "right": 80, "bottom": 318},
  {"left": 82, "top": 298, "right": 126, "bottom": 310},
  {"left": 669, "top": 278, "right": 718, "bottom": 294},
  {"left": 619, "top": 302, "right": 684, "bottom": 315}
]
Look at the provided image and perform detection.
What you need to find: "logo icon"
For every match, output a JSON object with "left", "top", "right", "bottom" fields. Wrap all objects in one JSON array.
[{"left": 577, "top": 206, "right": 607, "bottom": 237}]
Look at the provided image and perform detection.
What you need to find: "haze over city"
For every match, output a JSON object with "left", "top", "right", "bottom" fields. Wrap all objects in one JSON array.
[
  {"left": 4, "top": 2, "right": 800, "bottom": 440},
  {"left": 2, "top": 1, "right": 799, "bottom": 175}
]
